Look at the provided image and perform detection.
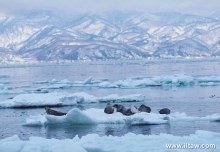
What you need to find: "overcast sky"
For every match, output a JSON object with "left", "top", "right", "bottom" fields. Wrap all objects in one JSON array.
[{"left": 0, "top": 0, "right": 219, "bottom": 15}]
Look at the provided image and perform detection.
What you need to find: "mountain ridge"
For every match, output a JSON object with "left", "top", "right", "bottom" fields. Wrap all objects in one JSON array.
[{"left": 0, "top": 11, "right": 220, "bottom": 62}]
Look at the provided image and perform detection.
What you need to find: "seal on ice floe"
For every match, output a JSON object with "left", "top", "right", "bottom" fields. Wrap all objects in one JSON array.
[
  {"left": 113, "top": 104, "right": 136, "bottom": 116},
  {"left": 122, "top": 108, "right": 136, "bottom": 116},
  {"left": 45, "top": 107, "right": 67, "bottom": 116},
  {"left": 138, "top": 104, "right": 151, "bottom": 113},
  {"left": 104, "top": 103, "right": 114, "bottom": 114},
  {"left": 159, "top": 108, "right": 171, "bottom": 115},
  {"left": 113, "top": 104, "right": 126, "bottom": 113}
]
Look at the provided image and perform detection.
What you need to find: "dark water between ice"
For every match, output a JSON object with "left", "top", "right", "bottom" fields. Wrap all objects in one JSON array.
[{"left": 0, "top": 59, "right": 220, "bottom": 139}]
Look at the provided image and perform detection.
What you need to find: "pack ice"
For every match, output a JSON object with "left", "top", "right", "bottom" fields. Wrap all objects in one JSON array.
[
  {"left": 36, "top": 74, "right": 220, "bottom": 90},
  {"left": 0, "top": 130, "right": 219, "bottom": 152}
]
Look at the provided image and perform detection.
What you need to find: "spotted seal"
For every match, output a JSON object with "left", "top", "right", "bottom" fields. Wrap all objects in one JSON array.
[
  {"left": 113, "top": 104, "right": 136, "bottom": 116},
  {"left": 45, "top": 107, "right": 67, "bottom": 116},
  {"left": 123, "top": 108, "right": 136, "bottom": 116},
  {"left": 138, "top": 104, "right": 151, "bottom": 113},
  {"left": 104, "top": 103, "right": 114, "bottom": 114},
  {"left": 113, "top": 104, "right": 126, "bottom": 113},
  {"left": 159, "top": 108, "right": 171, "bottom": 115}
]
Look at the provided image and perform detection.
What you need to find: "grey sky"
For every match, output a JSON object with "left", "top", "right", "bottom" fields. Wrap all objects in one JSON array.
[{"left": 0, "top": 0, "right": 219, "bottom": 15}]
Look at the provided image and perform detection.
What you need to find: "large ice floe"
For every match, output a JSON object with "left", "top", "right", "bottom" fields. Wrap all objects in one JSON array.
[
  {"left": 25, "top": 108, "right": 169, "bottom": 126},
  {"left": 0, "top": 130, "right": 219, "bottom": 152},
  {"left": 24, "top": 108, "right": 220, "bottom": 127},
  {"left": 0, "top": 92, "right": 145, "bottom": 108},
  {"left": 35, "top": 74, "right": 220, "bottom": 90}
]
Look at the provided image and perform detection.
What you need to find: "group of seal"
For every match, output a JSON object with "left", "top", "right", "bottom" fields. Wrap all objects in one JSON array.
[
  {"left": 44, "top": 104, "right": 170, "bottom": 117},
  {"left": 104, "top": 103, "right": 170, "bottom": 115},
  {"left": 113, "top": 104, "right": 135, "bottom": 116},
  {"left": 104, "top": 103, "right": 138, "bottom": 116}
]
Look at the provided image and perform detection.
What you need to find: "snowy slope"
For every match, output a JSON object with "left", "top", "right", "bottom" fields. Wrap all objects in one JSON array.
[{"left": 0, "top": 47, "right": 24, "bottom": 63}]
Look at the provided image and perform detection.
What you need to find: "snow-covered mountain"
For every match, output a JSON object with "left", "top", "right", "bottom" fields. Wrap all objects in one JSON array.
[
  {"left": 0, "top": 47, "right": 24, "bottom": 63},
  {"left": 0, "top": 11, "right": 220, "bottom": 62}
]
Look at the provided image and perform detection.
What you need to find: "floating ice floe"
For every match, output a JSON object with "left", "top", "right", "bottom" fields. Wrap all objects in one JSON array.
[
  {"left": 0, "top": 92, "right": 145, "bottom": 108},
  {"left": 0, "top": 130, "right": 219, "bottom": 152},
  {"left": 0, "top": 84, "right": 17, "bottom": 95},
  {"left": 99, "top": 75, "right": 220, "bottom": 88},
  {"left": 0, "top": 84, "right": 11, "bottom": 90},
  {"left": 35, "top": 77, "right": 108, "bottom": 90},
  {"left": 35, "top": 74, "right": 220, "bottom": 90},
  {"left": 25, "top": 108, "right": 168, "bottom": 126},
  {"left": 24, "top": 109, "right": 220, "bottom": 127},
  {"left": 35, "top": 79, "right": 73, "bottom": 90},
  {"left": 169, "top": 112, "right": 220, "bottom": 122}
]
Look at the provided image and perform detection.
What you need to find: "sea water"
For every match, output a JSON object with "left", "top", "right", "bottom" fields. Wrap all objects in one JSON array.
[{"left": 0, "top": 59, "right": 220, "bottom": 139}]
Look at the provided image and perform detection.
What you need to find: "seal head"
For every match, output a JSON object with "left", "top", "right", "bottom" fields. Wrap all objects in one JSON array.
[{"left": 104, "top": 103, "right": 114, "bottom": 114}]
